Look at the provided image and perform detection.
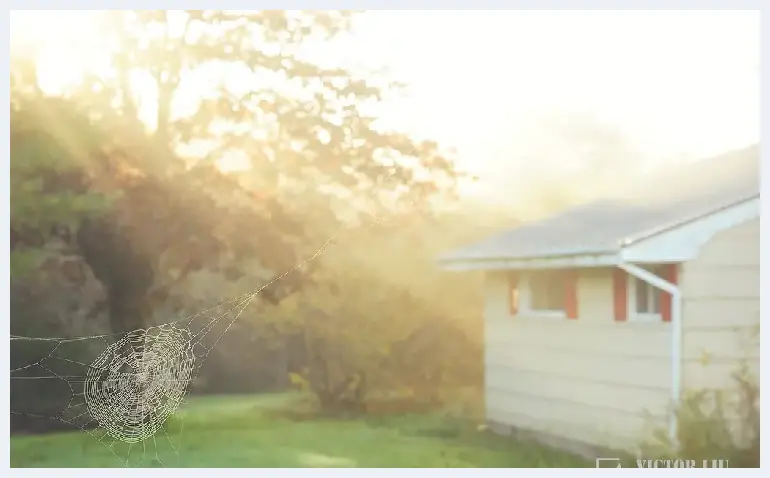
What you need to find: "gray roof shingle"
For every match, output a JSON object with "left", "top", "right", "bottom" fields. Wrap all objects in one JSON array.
[{"left": 441, "top": 145, "right": 759, "bottom": 262}]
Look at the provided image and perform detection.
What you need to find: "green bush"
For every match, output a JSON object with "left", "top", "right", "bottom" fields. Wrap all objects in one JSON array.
[
  {"left": 265, "top": 220, "right": 484, "bottom": 415},
  {"left": 643, "top": 367, "right": 759, "bottom": 468}
]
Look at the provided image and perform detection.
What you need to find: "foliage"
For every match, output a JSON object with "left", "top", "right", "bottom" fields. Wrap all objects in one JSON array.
[
  {"left": 79, "top": 11, "right": 460, "bottom": 207},
  {"left": 262, "top": 213, "right": 484, "bottom": 413},
  {"left": 641, "top": 369, "right": 759, "bottom": 467},
  {"left": 11, "top": 10, "right": 461, "bottom": 334},
  {"left": 10, "top": 11, "right": 471, "bottom": 437},
  {"left": 9, "top": 91, "right": 116, "bottom": 426},
  {"left": 641, "top": 325, "right": 760, "bottom": 469},
  {"left": 10, "top": 95, "right": 114, "bottom": 278}
]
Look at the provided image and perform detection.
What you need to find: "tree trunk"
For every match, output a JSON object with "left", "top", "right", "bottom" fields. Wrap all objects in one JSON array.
[{"left": 77, "top": 217, "right": 154, "bottom": 334}]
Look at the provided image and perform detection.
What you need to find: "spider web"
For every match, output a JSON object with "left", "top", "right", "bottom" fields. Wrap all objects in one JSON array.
[
  {"left": 10, "top": 286, "right": 264, "bottom": 467},
  {"left": 10, "top": 182, "right": 407, "bottom": 467}
]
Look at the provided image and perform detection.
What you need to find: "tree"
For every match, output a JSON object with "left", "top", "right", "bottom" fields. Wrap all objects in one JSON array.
[
  {"left": 77, "top": 11, "right": 458, "bottom": 207},
  {"left": 262, "top": 212, "right": 484, "bottom": 413},
  {"left": 11, "top": 10, "right": 461, "bottom": 335},
  {"left": 10, "top": 92, "right": 112, "bottom": 278}
]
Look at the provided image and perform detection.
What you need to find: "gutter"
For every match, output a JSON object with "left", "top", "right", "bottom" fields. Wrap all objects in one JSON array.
[
  {"left": 618, "top": 262, "right": 682, "bottom": 448},
  {"left": 438, "top": 247, "right": 616, "bottom": 264},
  {"left": 439, "top": 252, "right": 619, "bottom": 272}
]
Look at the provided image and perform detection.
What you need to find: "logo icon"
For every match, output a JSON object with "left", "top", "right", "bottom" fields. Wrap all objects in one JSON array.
[{"left": 596, "top": 458, "right": 622, "bottom": 468}]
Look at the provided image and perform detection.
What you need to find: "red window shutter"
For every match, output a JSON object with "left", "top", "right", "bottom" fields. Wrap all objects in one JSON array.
[
  {"left": 508, "top": 273, "right": 519, "bottom": 316},
  {"left": 661, "top": 264, "right": 678, "bottom": 323},
  {"left": 613, "top": 268, "right": 627, "bottom": 322},
  {"left": 565, "top": 269, "right": 579, "bottom": 319}
]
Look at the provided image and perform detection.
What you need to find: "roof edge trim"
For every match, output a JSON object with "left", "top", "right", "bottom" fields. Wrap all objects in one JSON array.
[
  {"left": 440, "top": 251, "right": 620, "bottom": 271},
  {"left": 621, "top": 193, "right": 760, "bottom": 247}
]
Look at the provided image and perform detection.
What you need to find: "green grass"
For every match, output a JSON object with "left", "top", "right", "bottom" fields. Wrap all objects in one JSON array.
[{"left": 10, "top": 393, "right": 590, "bottom": 468}]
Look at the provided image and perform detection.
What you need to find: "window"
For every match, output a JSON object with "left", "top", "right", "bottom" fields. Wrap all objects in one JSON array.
[
  {"left": 634, "top": 277, "right": 661, "bottom": 314},
  {"left": 613, "top": 264, "right": 678, "bottom": 323},
  {"left": 629, "top": 265, "right": 667, "bottom": 321},
  {"left": 509, "top": 270, "right": 578, "bottom": 319},
  {"left": 528, "top": 271, "right": 566, "bottom": 312}
]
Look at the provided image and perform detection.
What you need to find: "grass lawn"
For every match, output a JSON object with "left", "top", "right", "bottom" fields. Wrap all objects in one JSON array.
[{"left": 10, "top": 393, "right": 591, "bottom": 468}]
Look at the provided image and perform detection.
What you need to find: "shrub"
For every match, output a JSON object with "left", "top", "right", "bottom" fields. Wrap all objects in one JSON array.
[
  {"left": 265, "top": 219, "right": 484, "bottom": 415},
  {"left": 642, "top": 367, "right": 759, "bottom": 468}
]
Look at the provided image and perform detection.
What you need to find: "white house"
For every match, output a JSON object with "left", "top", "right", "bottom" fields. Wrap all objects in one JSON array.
[{"left": 439, "top": 145, "right": 760, "bottom": 454}]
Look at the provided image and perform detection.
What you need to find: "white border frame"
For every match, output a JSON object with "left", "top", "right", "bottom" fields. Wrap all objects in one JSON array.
[{"left": 3, "top": 4, "right": 767, "bottom": 476}]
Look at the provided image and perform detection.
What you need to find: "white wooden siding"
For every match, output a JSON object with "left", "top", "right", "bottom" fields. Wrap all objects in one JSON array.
[
  {"left": 483, "top": 269, "right": 670, "bottom": 450},
  {"left": 681, "top": 217, "right": 760, "bottom": 396},
  {"left": 484, "top": 218, "right": 759, "bottom": 451}
]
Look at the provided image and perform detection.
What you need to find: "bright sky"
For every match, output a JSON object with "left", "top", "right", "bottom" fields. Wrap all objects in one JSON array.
[
  {"left": 349, "top": 11, "right": 760, "bottom": 204},
  {"left": 10, "top": 10, "right": 760, "bottom": 207}
]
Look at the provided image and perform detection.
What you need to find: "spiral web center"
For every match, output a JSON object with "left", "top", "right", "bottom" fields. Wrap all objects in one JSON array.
[
  {"left": 10, "top": 291, "right": 264, "bottom": 466},
  {"left": 84, "top": 325, "right": 195, "bottom": 444}
]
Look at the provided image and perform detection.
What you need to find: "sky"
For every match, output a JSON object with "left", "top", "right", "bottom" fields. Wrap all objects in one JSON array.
[
  {"left": 347, "top": 11, "right": 760, "bottom": 204},
  {"left": 10, "top": 10, "right": 760, "bottom": 208}
]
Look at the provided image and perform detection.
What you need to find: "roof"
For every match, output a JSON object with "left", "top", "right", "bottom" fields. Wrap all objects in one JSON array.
[{"left": 440, "top": 145, "right": 759, "bottom": 264}]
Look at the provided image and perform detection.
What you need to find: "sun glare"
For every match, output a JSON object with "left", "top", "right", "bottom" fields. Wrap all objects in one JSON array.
[
  {"left": 11, "top": 11, "right": 107, "bottom": 95},
  {"left": 11, "top": 11, "right": 102, "bottom": 50},
  {"left": 9, "top": 10, "right": 758, "bottom": 189}
]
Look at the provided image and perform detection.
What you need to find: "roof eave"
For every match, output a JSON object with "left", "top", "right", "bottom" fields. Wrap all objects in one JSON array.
[
  {"left": 439, "top": 250, "right": 621, "bottom": 271},
  {"left": 440, "top": 194, "right": 760, "bottom": 271},
  {"left": 620, "top": 193, "right": 760, "bottom": 247}
]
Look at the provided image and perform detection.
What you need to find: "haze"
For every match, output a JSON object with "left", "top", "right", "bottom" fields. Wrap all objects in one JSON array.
[{"left": 12, "top": 10, "right": 760, "bottom": 211}]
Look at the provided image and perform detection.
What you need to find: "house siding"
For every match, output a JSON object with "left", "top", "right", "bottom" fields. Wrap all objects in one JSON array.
[
  {"left": 680, "top": 218, "right": 760, "bottom": 424},
  {"left": 483, "top": 217, "right": 759, "bottom": 452},
  {"left": 483, "top": 268, "right": 671, "bottom": 450}
]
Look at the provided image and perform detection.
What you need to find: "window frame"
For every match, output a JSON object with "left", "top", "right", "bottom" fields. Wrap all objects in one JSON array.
[
  {"left": 627, "top": 265, "right": 665, "bottom": 323},
  {"left": 519, "top": 271, "right": 568, "bottom": 319}
]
